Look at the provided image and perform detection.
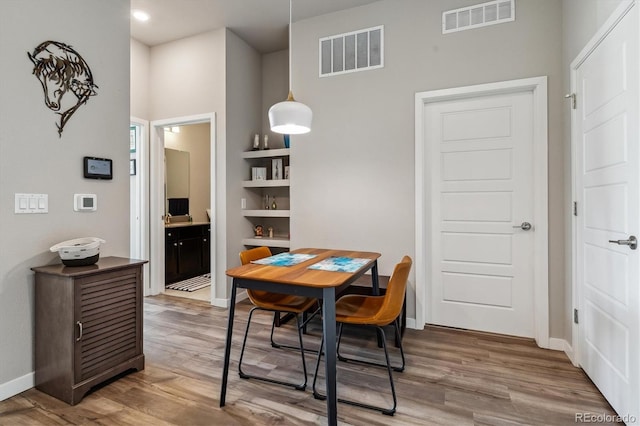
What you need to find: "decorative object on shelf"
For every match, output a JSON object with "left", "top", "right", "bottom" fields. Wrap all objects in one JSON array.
[
  {"left": 251, "top": 167, "right": 267, "bottom": 180},
  {"left": 285, "top": 166, "right": 290, "bottom": 180},
  {"left": 268, "top": 0, "right": 312, "bottom": 135},
  {"left": 272, "top": 158, "right": 283, "bottom": 180},
  {"left": 263, "top": 134, "right": 269, "bottom": 150},
  {"left": 253, "top": 134, "right": 260, "bottom": 150},
  {"left": 268, "top": 227, "right": 274, "bottom": 238},
  {"left": 264, "top": 194, "right": 270, "bottom": 210},
  {"left": 271, "top": 196, "right": 277, "bottom": 210},
  {"left": 283, "top": 134, "right": 290, "bottom": 148},
  {"left": 254, "top": 224, "right": 264, "bottom": 238},
  {"left": 28, "top": 40, "right": 98, "bottom": 137}
]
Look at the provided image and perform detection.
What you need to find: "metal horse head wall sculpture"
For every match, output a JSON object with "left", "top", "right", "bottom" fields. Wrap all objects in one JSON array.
[{"left": 28, "top": 41, "right": 98, "bottom": 137}]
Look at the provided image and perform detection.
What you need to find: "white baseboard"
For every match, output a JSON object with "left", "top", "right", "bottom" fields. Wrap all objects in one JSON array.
[
  {"left": 212, "top": 297, "right": 228, "bottom": 308},
  {"left": 0, "top": 372, "right": 34, "bottom": 402},
  {"left": 212, "top": 290, "right": 248, "bottom": 308},
  {"left": 236, "top": 291, "right": 248, "bottom": 303},
  {"left": 549, "top": 337, "right": 577, "bottom": 366},
  {"left": 406, "top": 317, "right": 421, "bottom": 330}
]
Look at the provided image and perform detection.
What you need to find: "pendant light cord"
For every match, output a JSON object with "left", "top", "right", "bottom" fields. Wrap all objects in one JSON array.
[{"left": 288, "top": 0, "right": 293, "bottom": 99}]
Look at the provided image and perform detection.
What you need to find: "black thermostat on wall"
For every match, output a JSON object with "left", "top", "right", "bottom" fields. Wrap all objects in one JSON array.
[{"left": 83, "top": 156, "right": 113, "bottom": 180}]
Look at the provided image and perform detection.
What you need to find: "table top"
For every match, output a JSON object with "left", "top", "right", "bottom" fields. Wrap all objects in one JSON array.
[{"left": 226, "top": 248, "right": 380, "bottom": 288}]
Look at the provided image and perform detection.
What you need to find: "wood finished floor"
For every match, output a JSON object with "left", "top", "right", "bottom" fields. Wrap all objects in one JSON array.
[{"left": 1, "top": 295, "right": 618, "bottom": 425}]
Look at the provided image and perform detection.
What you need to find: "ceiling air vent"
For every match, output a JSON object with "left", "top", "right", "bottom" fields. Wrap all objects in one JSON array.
[
  {"left": 319, "top": 25, "right": 384, "bottom": 77},
  {"left": 443, "top": 0, "right": 515, "bottom": 34}
]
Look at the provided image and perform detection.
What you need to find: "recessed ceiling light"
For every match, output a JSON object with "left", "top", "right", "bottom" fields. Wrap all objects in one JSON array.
[{"left": 132, "top": 10, "right": 150, "bottom": 22}]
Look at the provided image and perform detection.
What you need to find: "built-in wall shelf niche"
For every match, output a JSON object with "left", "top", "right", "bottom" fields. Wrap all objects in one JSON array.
[
  {"left": 241, "top": 148, "right": 290, "bottom": 159},
  {"left": 241, "top": 148, "right": 291, "bottom": 250},
  {"left": 242, "top": 179, "right": 289, "bottom": 188},
  {"left": 241, "top": 210, "right": 290, "bottom": 218},
  {"left": 241, "top": 237, "right": 290, "bottom": 248}
]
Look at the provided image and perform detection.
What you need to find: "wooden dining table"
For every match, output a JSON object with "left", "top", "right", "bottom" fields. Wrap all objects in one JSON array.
[{"left": 220, "top": 248, "right": 381, "bottom": 426}]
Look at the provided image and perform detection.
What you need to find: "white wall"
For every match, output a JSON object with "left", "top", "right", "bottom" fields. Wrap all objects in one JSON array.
[
  {"left": 561, "top": 0, "right": 628, "bottom": 343},
  {"left": 0, "top": 0, "right": 130, "bottom": 398},
  {"left": 290, "top": 0, "right": 564, "bottom": 331}
]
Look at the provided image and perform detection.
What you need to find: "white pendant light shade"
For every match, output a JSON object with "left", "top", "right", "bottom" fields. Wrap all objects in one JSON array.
[
  {"left": 268, "top": 91, "right": 312, "bottom": 135},
  {"left": 268, "top": 0, "right": 312, "bottom": 135}
]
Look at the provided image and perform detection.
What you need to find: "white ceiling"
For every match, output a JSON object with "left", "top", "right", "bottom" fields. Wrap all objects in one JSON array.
[{"left": 130, "top": 0, "right": 381, "bottom": 53}]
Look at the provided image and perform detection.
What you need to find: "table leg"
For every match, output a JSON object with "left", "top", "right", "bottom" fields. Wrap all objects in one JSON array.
[
  {"left": 322, "top": 287, "right": 338, "bottom": 426},
  {"left": 371, "top": 260, "right": 385, "bottom": 348},
  {"left": 371, "top": 260, "right": 380, "bottom": 295},
  {"left": 220, "top": 281, "right": 237, "bottom": 407}
]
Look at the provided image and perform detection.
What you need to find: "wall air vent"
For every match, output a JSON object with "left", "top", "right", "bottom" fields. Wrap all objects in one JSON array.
[
  {"left": 319, "top": 25, "right": 384, "bottom": 77},
  {"left": 443, "top": 0, "right": 515, "bottom": 34}
]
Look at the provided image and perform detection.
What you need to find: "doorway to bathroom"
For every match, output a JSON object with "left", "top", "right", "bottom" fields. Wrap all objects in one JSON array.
[{"left": 148, "top": 113, "right": 216, "bottom": 304}]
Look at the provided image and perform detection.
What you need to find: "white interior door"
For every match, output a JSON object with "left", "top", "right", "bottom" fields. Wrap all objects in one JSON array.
[
  {"left": 130, "top": 117, "right": 150, "bottom": 296},
  {"left": 574, "top": 3, "right": 639, "bottom": 421},
  {"left": 426, "top": 91, "right": 535, "bottom": 337}
]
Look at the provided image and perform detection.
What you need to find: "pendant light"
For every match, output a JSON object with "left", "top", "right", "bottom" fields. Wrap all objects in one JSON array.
[{"left": 268, "top": 0, "right": 312, "bottom": 135}]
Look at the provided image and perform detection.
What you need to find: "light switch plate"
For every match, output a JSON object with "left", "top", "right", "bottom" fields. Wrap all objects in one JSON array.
[{"left": 15, "top": 193, "right": 48, "bottom": 214}]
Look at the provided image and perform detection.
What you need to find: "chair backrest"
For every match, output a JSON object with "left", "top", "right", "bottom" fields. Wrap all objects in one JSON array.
[
  {"left": 239, "top": 246, "right": 272, "bottom": 265},
  {"left": 239, "top": 247, "right": 273, "bottom": 304},
  {"left": 375, "top": 256, "right": 412, "bottom": 325}
]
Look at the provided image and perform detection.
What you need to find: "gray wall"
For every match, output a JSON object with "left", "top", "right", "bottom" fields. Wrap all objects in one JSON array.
[
  {"left": 225, "top": 30, "right": 263, "bottom": 275},
  {"left": 290, "top": 0, "right": 564, "bottom": 331},
  {"left": 131, "top": 38, "right": 150, "bottom": 120},
  {"left": 561, "top": 0, "right": 628, "bottom": 343},
  {"left": 145, "top": 29, "right": 229, "bottom": 302},
  {"left": 0, "top": 0, "right": 130, "bottom": 394},
  {"left": 262, "top": 49, "right": 290, "bottom": 148},
  {"left": 135, "top": 27, "right": 262, "bottom": 303}
]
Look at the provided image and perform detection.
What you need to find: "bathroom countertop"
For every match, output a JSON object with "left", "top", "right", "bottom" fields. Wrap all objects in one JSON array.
[{"left": 164, "top": 221, "right": 210, "bottom": 228}]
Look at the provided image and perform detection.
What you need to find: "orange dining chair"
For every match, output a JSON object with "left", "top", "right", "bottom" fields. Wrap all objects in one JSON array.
[
  {"left": 238, "top": 246, "right": 318, "bottom": 390},
  {"left": 312, "top": 255, "right": 412, "bottom": 415}
]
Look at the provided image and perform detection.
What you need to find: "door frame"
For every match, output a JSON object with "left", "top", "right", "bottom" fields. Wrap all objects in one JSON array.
[
  {"left": 414, "top": 76, "right": 549, "bottom": 348},
  {"left": 149, "top": 113, "right": 217, "bottom": 304},
  {"left": 571, "top": 0, "right": 637, "bottom": 368},
  {"left": 130, "top": 117, "right": 150, "bottom": 296}
]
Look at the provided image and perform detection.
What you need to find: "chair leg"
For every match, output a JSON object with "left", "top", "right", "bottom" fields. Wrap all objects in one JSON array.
[
  {"left": 313, "top": 326, "right": 399, "bottom": 415},
  {"left": 393, "top": 319, "right": 406, "bottom": 372},
  {"left": 312, "top": 332, "right": 326, "bottom": 401},
  {"left": 270, "top": 307, "right": 321, "bottom": 354},
  {"left": 238, "top": 307, "right": 307, "bottom": 391},
  {"left": 337, "top": 321, "right": 405, "bottom": 372}
]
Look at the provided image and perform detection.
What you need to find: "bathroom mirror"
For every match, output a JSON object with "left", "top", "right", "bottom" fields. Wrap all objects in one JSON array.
[{"left": 165, "top": 148, "right": 190, "bottom": 215}]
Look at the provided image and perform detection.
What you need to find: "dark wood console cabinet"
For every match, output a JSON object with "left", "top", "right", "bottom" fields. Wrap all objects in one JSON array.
[
  {"left": 165, "top": 223, "right": 210, "bottom": 284},
  {"left": 32, "top": 257, "right": 147, "bottom": 405}
]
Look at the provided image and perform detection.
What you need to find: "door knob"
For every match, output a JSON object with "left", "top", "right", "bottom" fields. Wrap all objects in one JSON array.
[
  {"left": 608, "top": 235, "right": 637, "bottom": 250},
  {"left": 513, "top": 222, "right": 532, "bottom": 231}
]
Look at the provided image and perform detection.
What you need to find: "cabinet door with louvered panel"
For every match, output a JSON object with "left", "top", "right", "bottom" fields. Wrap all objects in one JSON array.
[{"left": 74, "top": 267, "right": 142, "bottom": 383}]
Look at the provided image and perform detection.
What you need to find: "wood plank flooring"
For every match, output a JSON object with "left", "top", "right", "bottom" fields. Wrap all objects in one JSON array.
[{"left": 0, "top": 295, "right": 618, "bottom": 425}]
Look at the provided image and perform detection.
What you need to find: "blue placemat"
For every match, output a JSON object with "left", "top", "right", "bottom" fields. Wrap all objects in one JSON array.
[
  {"left": 251, "top": 252, "right": 317, "bottom": 267},
  {"left": 307, "top": 256, "right": 370, "bottom": 273}
]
